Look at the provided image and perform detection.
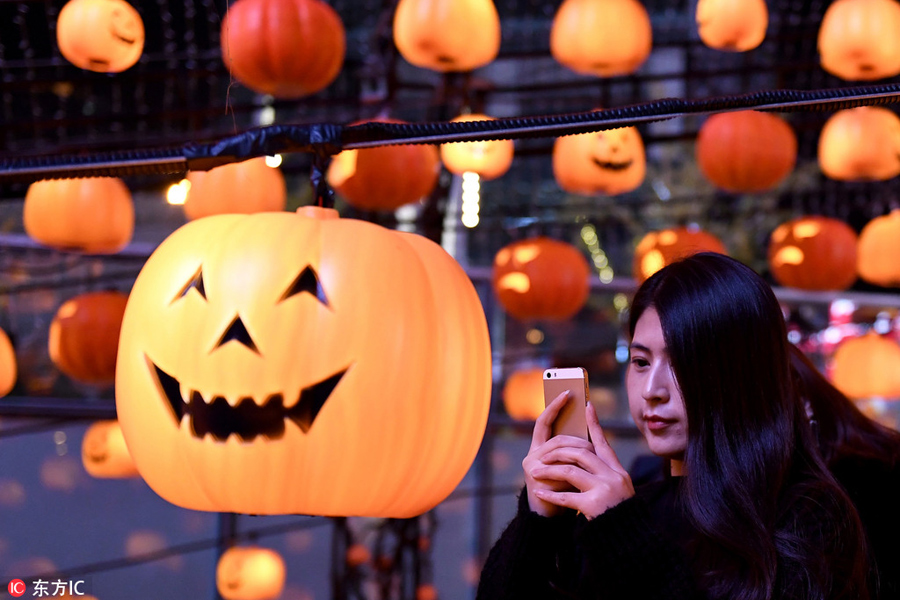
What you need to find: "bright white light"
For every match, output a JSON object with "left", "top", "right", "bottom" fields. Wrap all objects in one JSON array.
[
  {"left": 599, "top": 267, "right": 614, "bottom": 284},
  {"left": 265, "top": 154, "right": 282, "bottom": 168},
  {"left": 166, "top": 179, "right": 190, "bottom": 205},
  {"left": 461, "top": 213, "right": 480, "bottom": 228},
  {"left": 257, "top": 106, "right": 276, "bottom": 126}
]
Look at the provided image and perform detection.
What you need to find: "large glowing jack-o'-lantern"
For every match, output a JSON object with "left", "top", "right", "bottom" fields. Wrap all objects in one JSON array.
[
  {"left": 115, "top": 207, "right": 491, "bottom": 516},
  {"left": 632, "top": 227, "right": 727, "bottom": 284},
  {"left": 696, "top": 0, "right": 767, "bottom": 51},
  {"left": 440, "top": 114, "right": 515, "bottom": 180},
  {"left": 502, "top": 368, "right": 545, "bottom": 421},
  {"left": 217, "top": 546, "right": 286, "bottom": 600},
  {"left": 0, "top": 328, "right": 16, "bottom": 398},
  {"left": 550, "top": 0, "right": 652, "bottom": 77},
  {"left": 82, "top": 420, "right": 139, "bottom": 478},
  {"left": 56, "top": 0, "right": 144, "bottom": 72},
  {"left": 767, "top": 216, "right": 858, "bottom": 291},
  {"left": 831, "top": 331, "right": 900, "bottom": 399},
  {"left": 393, "top": 0, "right": 500, "bottom": 72},
  {"left": 553, "top": 126, "right": 646, "bottom": 195},
  {"left": 818, "top": 0, "right": 900, "bottom": 81},
  {"left": 492, "top": 237, "right": 591, "bottom": 321},
  {"left": 858, "top": 210, "right": 900, "bottom": 286},
  {"left": 818, "top": 107, "right": 900, "bottom": 181},
  {"left": 185, "top": 158, "right": 287, "bottom": 221}
]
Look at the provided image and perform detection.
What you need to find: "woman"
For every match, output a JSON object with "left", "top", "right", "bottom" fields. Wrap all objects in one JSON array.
[
  {"left": 476, "top": 253, "right": 869, "bottom": 600},
  {"left": 789, "top": 345, "right": 900, "bottom": 598}
]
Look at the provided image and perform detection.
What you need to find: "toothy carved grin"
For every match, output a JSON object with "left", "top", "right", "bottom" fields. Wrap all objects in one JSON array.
[
  {"left": 592, "top": 158, "right": 634, "bottom": 171},
  {"left": 149, "top": 359, "right": 348, "bottom": 441}
]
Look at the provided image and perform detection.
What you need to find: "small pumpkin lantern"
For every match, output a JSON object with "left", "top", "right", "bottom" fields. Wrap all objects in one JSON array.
[
  {"left": 217, "top": 546, "right": 286, "bottom": 600},
  {"left": 858, "top": 210, "right": 900, "bottom": 286},
  {"left": 393, "top": 0, "right": 501, "bottom": 72},
  {"left": 49, "top": 291, "right": 129, "bottom": 385},
  {"left": 492, "top": 237, "right": 591, "bottom": 321},
  {"left": 550, "top": 0, "right": 652, "bottom": 77},
  {"left": 185, "top": 158, "right": 287, "bottom": 221},
  {"left": 553, "top": 126, "right": 646, "bottom": 195},
  {"left": 818, "top": 0, "right": 900, "bottom": 81},
  {"left": 221, "top": 0, "right": 345, "bottom": 98},
  {"left": 696, "top": 0, "right": 767, "bottom": 51},
  {"left": 82, "top": 420, "right": 139, "bottom": 478},
  {"left": 502, "top": 368, "right": 545, "bottom": 421},
  {"left": 115, "top": 207, "right": 491, "bottom": 516},
  {"left": 632, "top": 227, "right": 727, "bottom": 284},
  {"left": 326, "top": 119, "right": 441, "bottom": 211},
  {"left": 831, "top": 331, "right": 900, "bottom": 399},
  {"left": 767, "top": 216, "right": 858, "bottom": 291},
  {"left": 696, "top": 110, "right": 797, "bottom": 193},
  {"left": 818, "top": 107, "right": 900, "bottom": 181},
  {"left": 0, "top": 328, "right": 16, "bottom": 397},
  {"left": 56, "top": 0, "right": 144, "bottom": 73},
  {"left": 440, "top": 114, "right": 514, "bottom": 180},
  {"left": 24, "top": 178, "right": 134, "bottom": 254}
]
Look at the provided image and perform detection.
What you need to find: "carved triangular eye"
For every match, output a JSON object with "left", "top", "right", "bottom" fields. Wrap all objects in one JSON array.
[
  {"left": 280, "top": 266, "right": 329, "bottom": 307},
  {"left": 177, "top": 269, "right": 206, "bottom": 301}
]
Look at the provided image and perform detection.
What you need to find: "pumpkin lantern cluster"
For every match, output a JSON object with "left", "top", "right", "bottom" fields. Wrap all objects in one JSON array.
[
  {"left": 553, "top": 126, "right": 647, "bottom": 195},
  {"left": 857, "top": 210, "right": 900, "bottom": 287},
  {"left": 696, "top": 0, "right": 767, "bottom": 51},
  {"left": 767, "top": 216, "right": 858, "bottom": 291},
  {"left": 184, "top": 157, "right": 287, "bottom": 221},
  {"left": 831, "top": 331, "right": 900, "bottom": 399},
  {"left": 818, "top": 0, "right": 900, "bottom": 81},
  {"left": 56, "top": 0, "right": 144, "bottom": 73},
  {"left": 216, "top": 546, "right": 286, "bottom": 600},
  {"left": 632, "top": 227, "right": 727, "bottom": 284},
  {"left": 440, "top": 114, "right": 515, "bottom": 180},
  {"left": 818, "top": 107, "right": 900, "bottom": 181},
  {"left": 115, "top": 207, "right": 492, "bottom": 517},
  {"left": 492, "top": 237, "right": 591, "bottom": 321}
]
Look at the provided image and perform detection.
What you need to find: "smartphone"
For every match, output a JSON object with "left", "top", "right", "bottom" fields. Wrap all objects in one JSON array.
[{"left": 543, "top": 367, "right": 590, "bottom": 440}]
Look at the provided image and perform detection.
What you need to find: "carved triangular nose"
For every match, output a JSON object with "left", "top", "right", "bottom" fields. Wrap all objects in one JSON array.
[{"left": 214, "top": 315, "right": 259, "bottom": 354}]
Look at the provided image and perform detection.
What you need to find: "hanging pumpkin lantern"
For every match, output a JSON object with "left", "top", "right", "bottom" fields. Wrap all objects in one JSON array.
[
  {"left": 0, "top": 328, "right": 16, "bottom": 397},
  {"left": 115, "top": 207, "right": 491, "bottom": 516},
  {"left": 632, "top": 227, "right": 727, "bottom": 284},
  {"left": 831, "top": 331, "right": 900, "bottom": 399},
  {"left": 553, "top": 126, "right": 646, "bottom": 195},
  {"left": 696, "top": 0, "right": 767, "bottom": 51},
  {"left": 56, "top": 0, "right": 144, "bottom": 73},
  {"left": 818, "top": 0, "right": 900, "bottom": 81},
  {"left": 550, "top": 0, "right": 652, "bottom": 77},
  {"left": 217, "top": 546, "right": 286, "bottom": 600},
  {"left": 393, "top": 0, "right": 500, "bottom": 72},
  {"left": 49, "top": 291, "right": 129, "bottom": 385},
  {"left": 24, "top": 178, "right": 134, "bottom": 254},
  {"left": 696, "top": 110, "right": 797, "bottom": 193},
  {"left": 82, "top": 420, "right": 139, "bottom": 478},
  {"left": 502, "top": 368, "right": 545, "bottom": 421},
  {"left": 326, "top": 119, "right": 441, "bottom": 211},
  {"left": 767, "top": 216, "right": 858, "bottom": 291},
  {"left": 220, "top": 0, "right": 346, "bottom": 98},
  {"left": 818, "top": 107, "right": 900, "bottom": 181},
  {"left": 185, "top": 158, "right": 287, "bottom": 221},
  {"left": 439, "top": 114, "right": 514, "bottom": 180},
  {"left": 492, "top": 237, "right": 591, "bottom": 321},
  {"left": 858, "top": 210, "right": 900, "bottom": 286}
]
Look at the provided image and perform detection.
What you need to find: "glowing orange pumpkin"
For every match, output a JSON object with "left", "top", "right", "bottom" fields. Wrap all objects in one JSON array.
[
  {"left": 633, "top": 227, "right": 727, "bottom": 283},
  {"left": 56, "top": 0, "right": 144, "bottom": 73},
  {"left": 82, "top": 420, "right": 139, "bottom": 478},
  {"left": 858, "top": 210, "right": 900, "bottom": 286},
  {"left": 24, "top": 178, "right": 134, "bottom": 254},
  {"left": 326, "top": 119, "right": 441, "bottom": 211},
  {"left": 696, "top": 110, "right": 797, "bottom": 193},
  {"left": 217, "top": 546, "right": 286, "bottom": 600},
  {"left": 502, "top": 368, "right": 545, "bottom": 421},
  {"left": 115, "top": 207, "right": 491, "bottom": 516},
  {"left": 440, "top": 114, "right": 514, "bottom": 180},
  {"left": 831, "top": 331, "right": 900, "bottom": 399},
  {"left": 49, "top": 291, "right": 129, "bottom": 385},
  {"left": 768, "top": 217, "right": 858, "bottom": 291},
  {"left": 553, "top": 126, "right": 646, "bottom": 195},
  {"left": 185, "top": 158, "right": 287, "bottom": 221},
  {"left": 550, "top": 0, "right": 652, "bottom": 77},
  {"left": 0, "top": 328, "right": 16, "bottom": 397},
  {"left": 818, "top": 0, "right": 900, "bottom": 81},
  {"left": 696, "top": 0, "right": 767, "bottom": 51},
  {"left": 493, "top": 237, "right": 591, "bottom": 320},
  {"left": 818, "top": 107, "right": 900, "bottom": 181},
  {"left": 220, "top": 0, "right": 346, "bottom": 98},
  {"left": 393, "top": 0, "right": 500, "bottom": 72}
]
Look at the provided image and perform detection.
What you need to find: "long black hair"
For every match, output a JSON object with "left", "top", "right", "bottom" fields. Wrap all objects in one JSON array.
[{"left": 629, "top": 253, "right": 868, "bottom": 600}]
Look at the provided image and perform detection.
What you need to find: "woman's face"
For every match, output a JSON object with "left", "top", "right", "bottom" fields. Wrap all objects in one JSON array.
[{"left": 627, "top": 307, "right": 689, "bottom": 462}]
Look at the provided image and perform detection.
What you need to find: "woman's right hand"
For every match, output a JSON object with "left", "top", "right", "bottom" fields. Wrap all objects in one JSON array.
[{"left": 523, "top": 391, "right": 597, "bottom": 517}]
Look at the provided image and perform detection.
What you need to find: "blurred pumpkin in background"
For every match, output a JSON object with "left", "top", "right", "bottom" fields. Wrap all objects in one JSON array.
[
  {"left": 818, "top": 0, "right": 900, "bottom": 81},
  {"left": 0, "top": 328, "right": 16, "bottom": 397},
  {"left": 857, "top": 210, "right": 900, "bottom": 287},
  {"left": 633, "top": 227, "right": 727, "bottom": 283},
  {"left": 217, "top": 546, "right": 286, "bottom": 600},
  {"left": 818, "top": 107, "right": 900, "bottom": 181},
  {"left": 768, "top": 216, "right": 858, "bottom": 291},
  {"left": 696, "top": 0, "right": 767, "bottom": 51},
  {"left": 185, "top": 158, "right": 287, "bottom": 220},
  {"left": 56, "top": 0, "right": 144, "bottom": 72},
  {"left": 502, "top": 368, "right": 545, "bottom": 421},
  {"left": 440, "top": 114, "right": 514, "bottom": 180},
  {"left": 553, "top": 126, "right": 646, "bottom": 195},
  {"left": 831, "top": 331, "right": 900, "bottom": 399},
  {"left": 82, "top": 420, "right": 139, "bottom": 478}
]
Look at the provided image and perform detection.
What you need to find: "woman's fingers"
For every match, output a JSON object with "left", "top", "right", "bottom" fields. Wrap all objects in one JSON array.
[
  {"left": 530, "top": 463, "right": 597, "bottom": 492},
  {"left": 530, "top": 391, "right": 570, "bottom": 451},
  {"left": 539, "top": 446, "right": 605, "bottom": 474},
  {"left": 586, "top": 402, "right": 629, "bottom": 477}
]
